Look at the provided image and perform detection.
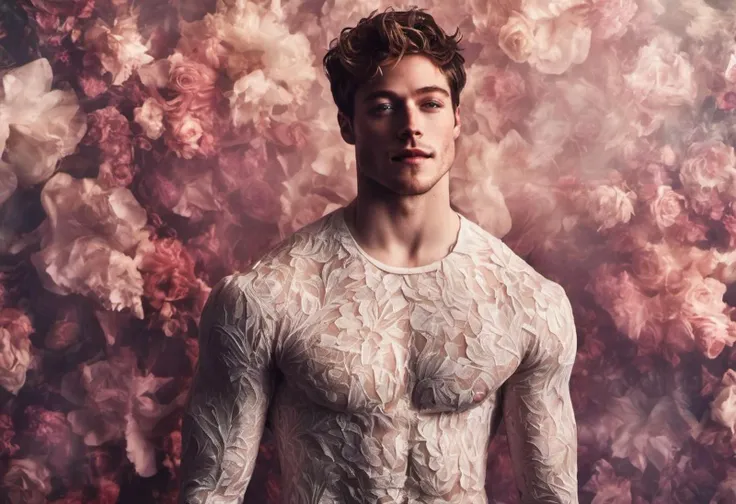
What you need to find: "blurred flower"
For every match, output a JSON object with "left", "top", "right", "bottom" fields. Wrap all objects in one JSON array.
[
  {"left": 588, "top": 266, "right": 651, "bottom": 340},
  {"left": 0, "top": 308, "right": 33, "bottom": 395},
  {"left": 601, "top": 388, "right": 698, "bottom": 472},
  {"left": 630, "top": 242, "right": 686, "bottom": 293},
  {"left": 0, "top": 414, "right": 19, "bottom": 458},
  {"left": 590, "top": 0, "right": 638, "bottom": 41},
  {"left": 574, "top": 185, "right": 636, "bottom": 231},
  {"left": 22, "top": 406, "right": 73, "bottom": 473},
  {"left": 0, "top": 58, "right": 87, "bottom": 187},
  {"left": 498, "top": 14, "right": 536, "bottom": 64},
  {"left": 125, "top": 373, "right": 187, "bottom": 476},
  {"left": 529, "top": 10, "right": 592, "bottom": 75},
  {"left": 581, "top": 459, "right": 632, "bottom": 503},
  {"left": 84, "top": 9, "right": 154, "bottom": 86},
  {"left": 649, "top": 185, "right": 686, "bottom": 229},
  {"left": 134, "top": 97, "right": 165, "bottom": 140},
  {"left": 1, "top": 458, "right": 51, "bottom": 504},
  {"left": 624, "top": 32, "right": 697, "bottom": 108},
  {"left": 679, "top": 140, "right": 736, "bottom": 195},
  {"left": 31, "top": 173, "right": 150, "bottom": 319},
  {"left": 710, "top": 369, "right": 736, "bottom": 434}
]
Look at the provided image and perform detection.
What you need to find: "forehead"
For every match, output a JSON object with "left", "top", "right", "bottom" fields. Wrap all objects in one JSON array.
[{"left": 357, "top": 54, "right": 450, "bottom": 97}]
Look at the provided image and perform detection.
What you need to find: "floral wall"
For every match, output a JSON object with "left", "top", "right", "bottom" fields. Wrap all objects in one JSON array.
[{"left": 1, "top": 0, "right": 736, "bottom": 502}]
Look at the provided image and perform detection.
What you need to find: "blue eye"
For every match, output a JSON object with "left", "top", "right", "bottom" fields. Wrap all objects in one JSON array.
[{"left": 373, "top": 102, "right": 442, "bottom": 113}]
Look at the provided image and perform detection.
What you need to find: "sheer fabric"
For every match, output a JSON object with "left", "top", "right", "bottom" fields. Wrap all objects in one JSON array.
[{"left": 179, "top": 206, "right": 578, "bottom": 504}]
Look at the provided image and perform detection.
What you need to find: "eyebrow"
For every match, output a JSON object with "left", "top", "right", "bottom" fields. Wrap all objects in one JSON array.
[{"left": 362, "top": 86, "right": 450, "bottom": 102}]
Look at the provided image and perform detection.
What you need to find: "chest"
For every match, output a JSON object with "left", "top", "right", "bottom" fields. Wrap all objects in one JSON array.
[{"left": 275, "top": 271, "right": 526, "bottom": 415}]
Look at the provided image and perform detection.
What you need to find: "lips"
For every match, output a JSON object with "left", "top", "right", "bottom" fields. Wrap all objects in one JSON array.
[{"left": 391, "top": 149, "right": 433, "bottom": 161}]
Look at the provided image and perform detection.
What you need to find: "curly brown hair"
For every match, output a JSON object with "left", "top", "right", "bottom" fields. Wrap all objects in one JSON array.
[{"left": 322, "top": 7, "right": 467, "bottom": 121}]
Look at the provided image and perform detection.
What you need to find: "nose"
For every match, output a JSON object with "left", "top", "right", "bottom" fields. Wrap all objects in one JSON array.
[{"left": 397, "top": 104, "right": 423, "bottom": 140}]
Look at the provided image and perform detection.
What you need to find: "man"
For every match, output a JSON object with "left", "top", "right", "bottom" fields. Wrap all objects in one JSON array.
[{"left": 178, "top": 7, "right": 579, "bottom": 504}]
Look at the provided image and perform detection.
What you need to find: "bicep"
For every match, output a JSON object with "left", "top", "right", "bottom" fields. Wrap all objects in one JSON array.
[
  {"left": 502, "top": 289, "right": 578, "bottom": 503},
  {"left": 179, "top": 275, "right": 275, "bottom": 504}
]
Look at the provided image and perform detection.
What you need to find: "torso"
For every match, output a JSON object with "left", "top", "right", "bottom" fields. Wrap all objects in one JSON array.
[{"left": 253, "top": 207, "right": 545, "bottom": 504}]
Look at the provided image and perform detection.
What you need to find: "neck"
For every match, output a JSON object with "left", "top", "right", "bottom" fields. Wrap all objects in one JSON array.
[{"left": 344, "top": 175, "right": 461, "bottom": 269}]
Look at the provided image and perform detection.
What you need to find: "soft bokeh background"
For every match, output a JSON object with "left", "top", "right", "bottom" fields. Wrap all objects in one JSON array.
[{"left": 1, "top": 0, "right": 736, "bottom": 502}]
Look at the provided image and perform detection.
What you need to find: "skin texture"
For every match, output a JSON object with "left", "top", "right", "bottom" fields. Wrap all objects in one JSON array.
[
  {"left": 337, "top": 54, "right": 463, "bottom": 269},
  {"left": 178, "top": 54, "right": 579, "bottom": 503}
]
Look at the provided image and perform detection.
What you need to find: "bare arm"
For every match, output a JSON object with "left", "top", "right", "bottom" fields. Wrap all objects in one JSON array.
[
  {"left": 502, "top": 284, "right": 579, "bottom": 504},
  {"left": 178, "top": 274, "right": 275, "bottom": 504}
]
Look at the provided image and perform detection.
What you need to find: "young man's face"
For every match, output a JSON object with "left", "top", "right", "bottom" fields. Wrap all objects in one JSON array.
[{"left": 338, "top": 54, "right": 461, "bottom": 197}]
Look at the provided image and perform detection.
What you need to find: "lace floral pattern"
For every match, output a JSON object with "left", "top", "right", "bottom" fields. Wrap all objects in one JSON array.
[{"left": 179, "top": 207, "right": 578, "bottom": 503}]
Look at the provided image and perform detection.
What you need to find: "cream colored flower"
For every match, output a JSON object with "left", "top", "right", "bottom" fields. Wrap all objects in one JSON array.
[
  {"left": 0, "top": 58, "right": 86, "bottom": 187},
  {"left": 133, "top": 98, "right": 165, "bottom": 140},
  {"left": 84, "top": 9, "right": 154, "bottom": 86}
]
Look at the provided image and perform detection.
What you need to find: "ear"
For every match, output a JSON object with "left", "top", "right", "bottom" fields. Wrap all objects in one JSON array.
[
  {"left": 453, "top": 105, "right": 461, "bottom": 140},
  {"left": 338, "top": 111, "right": 355, "bottom": 145}
]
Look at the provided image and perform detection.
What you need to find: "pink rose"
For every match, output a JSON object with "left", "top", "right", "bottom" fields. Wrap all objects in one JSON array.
[
  {"left": 711, "top": 369, "right": 736, "bottom": 434},
  {"left": 139, "top": 237, "right": 199, "bottom": 309},
  {"left": 624, "top": 33, "right": 697, "bottom": 108},
  {"left": 498, "top": 14, "right": 536, "bottom": 63},
  {"left": 679, "top": 140, "right": 736, "bottom": 194},
  {"left": 169, "top": 55, "right": 218, "bottom": 98},
  {"left": 45, "top": 309, "right": 80, "bottom": 350},
  {"left": 631, "top": 243, "right": 685, "bottom": 293},
  {"left": 167, "top": 114, "right": 204, "bottom": 159},
  {"left": 682, "top": 276, "right": 728, "bottom": 317},
  {"left": 0, "top": 309, "right": 33, "bottom": 395},
  {"left": 649, "top": 185, "right": 685, "bottom": 229},
  {"left": 691, "top": 313, "right": 736, "bottom": 359}
]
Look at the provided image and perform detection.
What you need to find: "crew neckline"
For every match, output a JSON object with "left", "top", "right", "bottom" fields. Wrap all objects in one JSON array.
[{"left": 337, "top": 205, "right": 467, "bottom": 274}]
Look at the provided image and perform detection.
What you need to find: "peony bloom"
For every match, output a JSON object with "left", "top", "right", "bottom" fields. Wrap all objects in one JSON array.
[
  {"left": 22, "top": 406, "right": 73, "bottom": 473},
  {"left": 590, "top": 0, "right": 638, "bottom": 41},
  {"left": 134, "top": 97, "right": 165, "bottom": 140},
  {"left": 138, "top": 237, "right": 200, "bottom": 310},
  {"left": 30, "top": 173, "right": 150, "bottom": 319},
  {"left": 711, "top": 369, "right": 736, "bottom": 434},
  {"left": 0, "top": 309, "right": 33, "bottom": 395},
  {"left": 529, "top": 11, "right": 592, "bottom": 75},
  {"left": 0, "top": 58, "right": 86, "bottom": 188},
  {"left": 1, "top": 458, "right": 52, "bottom": 504},
  {"left": 175, "top": 0, "right": 317, "bottom": 127},
  {"left": 83, "top": 9, "right": 154, "bottom": 86},
  {"left": 624, "top": 32, "right": 698, "bottom": 108}
]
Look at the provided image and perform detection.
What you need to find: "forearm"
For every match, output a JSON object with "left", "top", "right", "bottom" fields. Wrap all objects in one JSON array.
[{"left": 178, "top": 376, "right": 269, "bottom": 504}]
